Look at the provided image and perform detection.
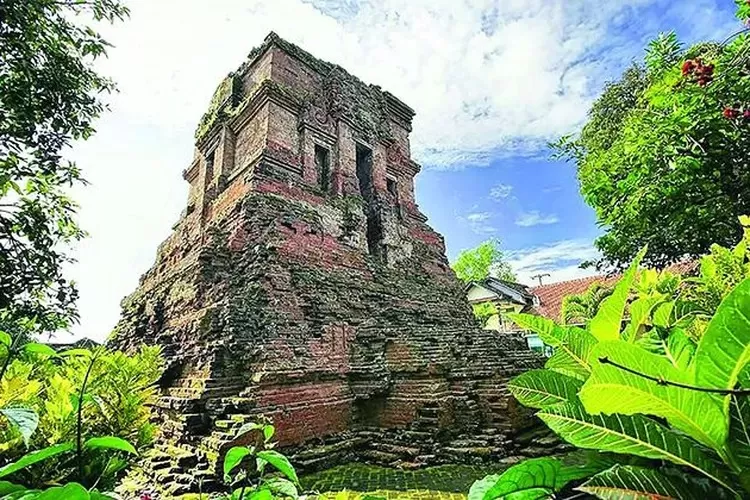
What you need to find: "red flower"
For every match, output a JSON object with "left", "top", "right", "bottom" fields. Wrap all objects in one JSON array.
[
  {"left": 744, "top": 109, "right": 750, "bottom": 119},
  {"left": 724, "top": 107, "right": 739, "bottom": 119},
  {"left": 681, "top": 60, "right": 696, "bottom": 76},
  {"left": 140, "top": 494, "right": 153, "bottom": 500}
]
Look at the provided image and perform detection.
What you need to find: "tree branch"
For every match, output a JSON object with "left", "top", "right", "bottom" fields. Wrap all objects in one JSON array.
[{"left": 598, "top": 356, "right": 750, "bottom": 396}]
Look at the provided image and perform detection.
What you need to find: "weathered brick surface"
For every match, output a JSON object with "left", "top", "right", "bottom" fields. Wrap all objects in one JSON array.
[{"left": 110, "top": 33, "right": 542, "bottom": 495}]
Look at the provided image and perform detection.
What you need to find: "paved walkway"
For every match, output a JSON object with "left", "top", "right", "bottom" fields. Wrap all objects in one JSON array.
[
  {"left": 315, "top": 489, "right": 467, "bottom": 499},
  {"left": 302, "top": 463, "right": 509, "bottom": 499}
]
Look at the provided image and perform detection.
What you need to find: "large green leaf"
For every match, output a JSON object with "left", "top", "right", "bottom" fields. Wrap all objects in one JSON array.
[
  {"left": 537, "top": 401, "right": 737, "bottom": 493},
  {"left": 468, "top": 455, "right": 606, "bottom": 500},
  {"left": 244, "top": 490, "right": 273, "bottom": 500},
  {"left": 664, "top": 328, "right": 695, "bottom": 371},
  {"left": 468, "top": 474, "right": 502, "bottom": 500},
  {"left": 625, "top": 296, "right": 661, "bottom": 341},
  {"left": 0, "top": 443, "right": 75, "bottom": 479},
  {"left": 508, "top": 370, "right": 582, "bottom": 409},
  {"left": 223, "top": 446, "right": 254, "bottom": 479},
  {"left": 543, "top": 327, "right": 598, "bottom": 381},
  {"left": 505, "top": 313, "right": 565, "bottom": 346},
  {"left": 255, "top": 450, "right": 299, "bottom": 485},
  {"left": 35, "top": 483, "right": 89, "bottom": 499},
  {"left": 580, "top": 341, "right": 727, "bottom": 450},
  {"left": 84, "top": 436, "right": 137, "bottom": 455},
  {"left": 264, "top": 477, "right": 298, "bottom": 498},
  {"left": 0, "top": 482, "right": 24, "bottom": 495},
  {"left": 22, "top": 343, "right": 57, "bottom": 358},
  {"left": 0, "top": 407, "right": 38, "bottom": 446},
  {"left": 589, "top": 247, "right": 646, "bottom": 341},
  {"left": 577, "top": 465, "right": 723, "bottom": 500},
  {"left": 695, "top": 278, "right": 750, "bottom": 411},
  {"left": 729, "top": 367, "right": 750, "bottom": 489},
  {"left": 652, "top": 301, "right": 675, "bottom": 328}
]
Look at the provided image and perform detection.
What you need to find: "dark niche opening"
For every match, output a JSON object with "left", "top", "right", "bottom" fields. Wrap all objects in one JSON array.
[
  {"left": 355, "top": 143, "right": 383, "bottom": 258},
  {"left": 355, "top": 143, "right": 373, "bottom": 196},
  {"left": 386, "top": 176, "right": 398, "bottom": 197},
  {"left": 315, "top": 144, "right": 330, "bottom": 192},
  {"left": 355, "top": 395, "right": 386, "bottom": 426},
  {"left": 205, "top": 150, "right": 215, "bottom": 179}
]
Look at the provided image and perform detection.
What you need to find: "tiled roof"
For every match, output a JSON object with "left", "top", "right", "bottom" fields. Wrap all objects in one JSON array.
[
  {"left": 529, "top": 275, "right": 618, "bottom": 322},
  {"left": 528, "top": 260, "right": 698, "bottom": 323}
]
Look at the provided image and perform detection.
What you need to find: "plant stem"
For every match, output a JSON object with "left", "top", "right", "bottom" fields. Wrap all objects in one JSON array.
[
  {"left": 599, "top": 357, "right": 750, "bottom": 395},
  {"left": 77, "top": 351, "right": 98, "bottom": 483}
]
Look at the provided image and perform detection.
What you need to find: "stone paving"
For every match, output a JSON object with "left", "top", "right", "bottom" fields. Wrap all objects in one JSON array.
[
  {"left": 314, "top": 489, "right": 466, "bottom": 499},
  {"left": 302, "top": 462, "right": 510, "bottom": 499}
]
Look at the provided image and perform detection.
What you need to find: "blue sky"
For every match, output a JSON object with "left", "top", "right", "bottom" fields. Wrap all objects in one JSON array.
[
  {"left": 413, "top": 0, "right": 740, "bottom": 282},
  {"left": 63, "top": 0, "right": 741, "bottom": 341}
]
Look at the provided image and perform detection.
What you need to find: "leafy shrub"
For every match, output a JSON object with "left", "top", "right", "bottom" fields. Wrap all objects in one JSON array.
[
  {"left": 553, "top": 12, "right": 750, "bottom": 269},
  {"left": 0, "top": 335, "right": 163, "bottom": 495},
  {"left": 470, "top": 245, "right": 750, "bottom": 499},
  {"left": 560, "top": 282, "right": 613, "bottom": 326},
  {"left": 219, "top": 419, "right": 301, "bottom": 499},
  {"left": 472, "top": 302, "right": 499, "bottom": 328}
]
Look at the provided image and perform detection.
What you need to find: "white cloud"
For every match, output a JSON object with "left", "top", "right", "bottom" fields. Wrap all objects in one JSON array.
[
  {"left": 515, "top": 210, "right": 559, "bottom": 227},
  {"left": 467, "top": 212, "right": 491, "bottom": 222},
  {"left": 85, "top": 0, "right": 669, "bottom": 168},
  {"left": 489, "top": 183, "right": 513, "bottom": 200},
  {"left": 507, "top": 239, "right": 600, "bottom": 285},
  {"left": 56, "top": 0, "right": 731, "bottom": 341},
  {"left": 463, "top": 212, "right": 497, "bottom": 235}
]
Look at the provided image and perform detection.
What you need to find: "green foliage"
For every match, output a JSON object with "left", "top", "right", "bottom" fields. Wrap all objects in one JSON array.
[
  {"left": 681, "top": 217, "right": 750, "bottom": 333},
  {"left": 507, "top": 369, "right": 583, "bottom": 409},
  {"left": 0, "top": 341, "right": 162, "bottom": 491},
  {"left": 553, "top": 19, "right": 750, "bottom": 269},
  {"left": 577, "top": 465, "right": 720, "bottom": 499},
  {"left": 468, "top": 454, "right": 613, "bottom": 500},
  {"left": 0, "top": 443, "right": 75, "bottom": 479},
  {"left": 474, "top": 240, "right": 750, "bottom": 498},
  {"left": 560, "top": 282, "right": 613, "bottom": 326},
  {"left": 645, "top": 31, "right": 682, "bottom": 76},
  {"left": 589, "top": 248, "right": 645, "bottom": 341},
  {"left": 0, "top": 0, "right": 129, "bottom": 334},
  {"left": 451, "top": 239, "right": 516, "bottom": 284},
  {"left": 471, "top": 302, "right": 498, "bottom": 328},
  {"left": 220, "top": 419, "right": 302, "bottom": 499}
]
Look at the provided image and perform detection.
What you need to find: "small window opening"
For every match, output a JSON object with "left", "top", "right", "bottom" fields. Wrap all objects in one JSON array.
[
  {"left": 355, "top": 144, "right": 373, "bottom": 196},
  {"left": 315, "top": 145, "right": 330, "bottom": 192},
  {"left": 386, "top": 177, "right": 398, "bottom": 197},
  {"left": 355, "top": 144, "right": 382, "bottom": 257},
  {"left": 205, "top": 151, "right": 215, "bottom": 179}
]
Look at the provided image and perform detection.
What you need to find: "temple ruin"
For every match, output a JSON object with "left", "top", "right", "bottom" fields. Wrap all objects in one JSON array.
[{"left": 110, "top": 33, "right": 542, "bottom": 495}]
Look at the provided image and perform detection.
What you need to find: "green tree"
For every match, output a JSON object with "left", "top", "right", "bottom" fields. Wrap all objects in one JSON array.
[
  {"left": 452, "top": 239, "right": 516, "bottom": 284},
  {"left": 554, "top": 9, "right": 750, "bottom": 269},
  {"left": 0, "top": 0, "right": 129, "bottom": 334}
]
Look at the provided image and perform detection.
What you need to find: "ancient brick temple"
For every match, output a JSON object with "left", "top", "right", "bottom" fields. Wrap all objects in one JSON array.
[{"left": 111, "top": 33, "right": 542, "bottom": 494}]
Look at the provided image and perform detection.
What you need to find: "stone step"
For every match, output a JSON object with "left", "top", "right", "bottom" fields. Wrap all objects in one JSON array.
[{"left": 371, "top": 442, "right": 421, "bottom": 458}]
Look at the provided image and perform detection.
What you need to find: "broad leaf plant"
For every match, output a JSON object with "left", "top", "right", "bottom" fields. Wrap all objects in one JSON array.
[{"left": 471, "top": 239, "right": 750, "bottom": 499}]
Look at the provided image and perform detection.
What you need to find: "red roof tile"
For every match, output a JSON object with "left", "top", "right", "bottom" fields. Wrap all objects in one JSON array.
[
  {"left": 529, "top": 275, "right": 618, "bottom": 323},
  {"left": 527, "top": 260, "right": 698, "bottom": 323}
]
